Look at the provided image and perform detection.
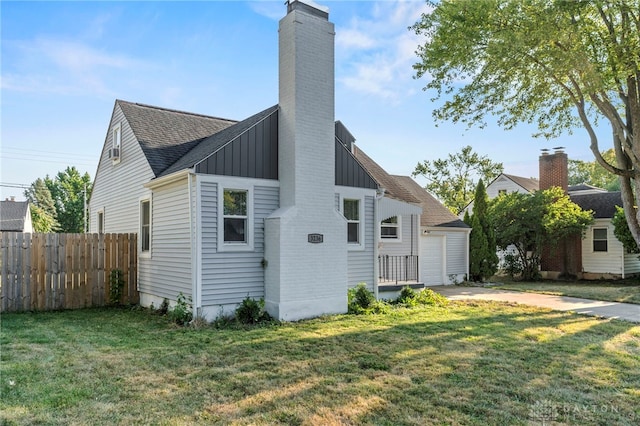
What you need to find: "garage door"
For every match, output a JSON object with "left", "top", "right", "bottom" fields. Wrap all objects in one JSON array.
[{"left": 421, "top": 235, "right": 445, "bottom": 285}]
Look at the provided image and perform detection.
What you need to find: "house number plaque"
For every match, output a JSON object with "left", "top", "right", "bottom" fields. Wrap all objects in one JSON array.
[{"left": 308, "top": 233, "right": 324, "bottom": 244}]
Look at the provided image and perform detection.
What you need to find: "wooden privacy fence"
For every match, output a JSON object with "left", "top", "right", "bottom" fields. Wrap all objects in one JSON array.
[{"left": 1, "top": 233, "right": 138, "bottom": 312}]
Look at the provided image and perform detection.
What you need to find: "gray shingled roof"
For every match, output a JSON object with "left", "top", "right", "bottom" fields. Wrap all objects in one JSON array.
[
  {"left": 117, "top": 100, "right": 237, "bottom": 176},
  {"left": 353, "top": 147, "right": 420, "bottom": 204},
  {"left": 391, "top": 176, "right": 469, "bottom": 228},
  {"left": 570, "top": 191, "right": 621, "bottom": 218},
  {"left": 0, "top": 200, "right": 30, "bottom": 231},
  {"left": 568, "top": 183, "right": 607, "bottom": 193},
  {"left": 502, "top": 174, "right": 539, "bottom": 192},
  {"left": 352, "top": 147, "right": 468, "bottom": 229},
  {"left": 160, "top": 105, "right": 279, "bottom": 178}
]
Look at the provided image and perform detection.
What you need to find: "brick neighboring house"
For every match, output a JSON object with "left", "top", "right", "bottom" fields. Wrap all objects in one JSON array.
[
  {"left": 475, "top": 148, "right": 639, "bottom": 279},
  {"left": 0, "top": 199, "right": 33, "bottom": 233}
]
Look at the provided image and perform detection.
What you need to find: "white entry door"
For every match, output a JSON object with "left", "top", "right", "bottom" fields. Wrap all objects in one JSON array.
[{"left": 421, "top": 234, "right": 445, "bottom": 285}]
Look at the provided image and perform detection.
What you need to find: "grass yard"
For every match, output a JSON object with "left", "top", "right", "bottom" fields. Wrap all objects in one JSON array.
[
  {"left": 490, "top": 279, "right": 640, "bottom": 304},
  {"left": 1, "top": 303, "right": 639, "bottom": 425}
]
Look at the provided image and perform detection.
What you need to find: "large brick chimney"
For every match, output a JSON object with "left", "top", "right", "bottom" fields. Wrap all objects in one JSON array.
[
  {"left": 264, "top": 0, "right": 348, "bottom": 320},
  {"left": 539, "top": 148, "right": 568, "bottom": 193},
  {"left": 539, "top": 148, "right": 581, "bottom": 277}
]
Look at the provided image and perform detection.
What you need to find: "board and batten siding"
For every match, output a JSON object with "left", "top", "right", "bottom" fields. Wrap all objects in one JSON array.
[
  {"left": 138, "top": 179, "right": 192, "bottom": 300},
  {"left": 199, "top": 179, "right": 279, "bottom": 307},
  {"left": 581, "top": 219, "right": 625, "bottom": 275},
  {"left": 89, "top": 103, "right": 155, "bottom": 234},
  {"left": 346, "top": 195, "right": 376, "bottom": 290}
]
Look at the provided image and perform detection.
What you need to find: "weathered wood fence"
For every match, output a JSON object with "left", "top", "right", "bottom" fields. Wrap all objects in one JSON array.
[{"left": 1, "top": 233, "right": 138, "bottom": 312}]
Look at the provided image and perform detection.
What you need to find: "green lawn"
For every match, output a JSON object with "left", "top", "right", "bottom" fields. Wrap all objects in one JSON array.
[
  {"left": 490, "top": 279, "right": 640, "bottom": 304},
  {"left": 1, "top": 304, "right": 639, "bottom": 425}
]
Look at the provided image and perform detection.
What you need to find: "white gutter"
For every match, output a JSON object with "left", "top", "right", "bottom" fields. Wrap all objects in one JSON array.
[{"left": 144, "top": 168, "right": 192, "bottom": 190}]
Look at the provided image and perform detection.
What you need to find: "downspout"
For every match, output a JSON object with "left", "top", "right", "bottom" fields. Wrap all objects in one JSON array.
[
  {"left": 188, "top": 171, "right": 200, "bottom": 317},
  {"left": 373, "top": 188, "right": 385, "bottom": 299}
]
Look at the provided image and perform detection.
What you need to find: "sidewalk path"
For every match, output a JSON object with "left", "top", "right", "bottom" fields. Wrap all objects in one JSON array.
[{"left": 432, "top": 286, "right": 640, "bottom": 323}]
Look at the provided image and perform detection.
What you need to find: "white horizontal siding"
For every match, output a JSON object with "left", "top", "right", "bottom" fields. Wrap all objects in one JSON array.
[
  {"left": 582, "top": 219, "right": 624, "bottom": 275},
  {"left": 89, "top": 104, "right": 155, "bottom": 234},
  {"left": 200, "top": 181, "right": 279, "bottom": 306},
  {"left": 445, "top": 231, "right": 468, "bottom": 276},
  {"left": 379, "top": 214, "right": 418, "bottom": 256},
  {"left": 138, "top": 180, "right": 192, "bottom": 300},
  {"left": 624, "top": 253, "right": 640, "bottom": 275},
  {"left": 347, "top": 195, "right": 375, "bottom": 289}
]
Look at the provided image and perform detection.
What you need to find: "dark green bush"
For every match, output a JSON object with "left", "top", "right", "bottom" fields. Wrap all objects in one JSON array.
[
  {"left": 168, "top": 293, "right": 193, "bottom": 325},
  {"left": 235, "top": 296, "right": 271, "bottom": 324}
]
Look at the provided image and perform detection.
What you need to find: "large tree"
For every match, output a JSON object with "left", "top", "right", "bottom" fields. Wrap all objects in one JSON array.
[
  {"left": 412, "top": 0, "right": 640, "bottom": 248},
  {"left": 489, "top": 187, "right": 593, "bottom": 281},
  {"left": 465, "top": 179, "right": 499, "bottom": 281},
  {"left": 569, "top": 149, "right": 620, "bottom": 191},
  {"left": 24, "top": 178, "right": 59, "bottom": 232},
  {"left": 412, "top": 145, "right": 503, "bottom": 213},
  {"left": 34, "top": 167, "right": 92, "bottom": 233}
]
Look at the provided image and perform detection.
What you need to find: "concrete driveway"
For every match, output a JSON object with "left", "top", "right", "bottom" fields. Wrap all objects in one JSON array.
[{"left": 432, "top": 285, "right": 640, "bottom": 323}]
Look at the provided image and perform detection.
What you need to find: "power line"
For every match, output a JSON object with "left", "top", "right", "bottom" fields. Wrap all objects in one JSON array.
[
  {"left": 2, "top": 146, "right": 97, "bottom": 161},
  {"left": 0, "top": 155, "right": 95, "bottom": 167}
]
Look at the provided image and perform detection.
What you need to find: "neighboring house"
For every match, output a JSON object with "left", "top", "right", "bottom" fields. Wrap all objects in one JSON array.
[
  {"left": 0, "top": 199, "right": 34, "bottom": 233},
  {"left": 461, "top": 173, "right": 539, "bottom": 216},
  {"left": 89, "top": 0, "right": 467, "bottom": 321},
  {"left": 570, "top": 191, "right": 639, "bottom": 279},
  {"left": 469, "top": 148, "right": 638, "bottom": 279}
]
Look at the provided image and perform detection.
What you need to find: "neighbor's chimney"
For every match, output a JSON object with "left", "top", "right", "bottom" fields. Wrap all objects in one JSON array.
[{"left": 539, "top": 147, "right": 568, "bottom": 193}]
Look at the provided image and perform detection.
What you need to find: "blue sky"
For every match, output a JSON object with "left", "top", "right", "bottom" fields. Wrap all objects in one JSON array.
[{"left": 1, "top": 0, "right": 607, "bottom": 202}]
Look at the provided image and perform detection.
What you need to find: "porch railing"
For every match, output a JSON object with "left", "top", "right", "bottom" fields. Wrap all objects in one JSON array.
[{"left": 378, "top": 255, "right": 419, "bottom": 284}]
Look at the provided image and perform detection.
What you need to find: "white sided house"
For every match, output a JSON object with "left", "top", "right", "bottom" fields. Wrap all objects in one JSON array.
[{"left": 90, "top": 0, "right": 468, "bottom": 320}]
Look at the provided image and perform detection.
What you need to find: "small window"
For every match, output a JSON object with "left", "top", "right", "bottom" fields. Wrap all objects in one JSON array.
[
  {"left": 381, "top": 216, "right": 399, "bottom": 239},
  {"left": 223, "top": 189, "right": 247, "bottom": 243},
  {"left": 593, "top": 228, "right": 608, "bottom": 252},
  {"left": 113, "top": 124, "right": 121, "bottom": 150},
  {"left": 344, "top": 199, "right": 360, "bottom": 244},
  {"left": 498, "top": 189, "right": 507, "bottom": 195},
  {"left": 140, "top": 200, "right": 150, "bottom": 252},
  {"left": 97, "top": 210, "right": 104, "bottom": 233}
]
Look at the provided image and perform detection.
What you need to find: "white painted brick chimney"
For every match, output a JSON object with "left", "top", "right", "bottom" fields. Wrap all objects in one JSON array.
[{"left": 264, "top": 0, "right": 348, "bottom": 320}]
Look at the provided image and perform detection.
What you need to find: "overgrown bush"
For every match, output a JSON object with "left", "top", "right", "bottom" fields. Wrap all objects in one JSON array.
[
  {"left": 394, "top": 286, "right": 449, "bottom": 307},
  {"left": 108, "top": 269, "right": 125, "bottom": 305},
  {"left": 348, "top": 283, "right": 390, "bottom": 314},
  {"left": 168, "top": 293, "right": 193, "bottom": 325},
  {"left": 502, "top": 253, "right": 523, "bottom": 279},
  {"left": 235, "top": 296, "right": 271, "bottom": 324}
]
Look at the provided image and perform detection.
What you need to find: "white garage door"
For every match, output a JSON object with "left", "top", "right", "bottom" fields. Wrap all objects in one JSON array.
[{"left": 421, "top": 235, "right": 445, "bottom": 285}]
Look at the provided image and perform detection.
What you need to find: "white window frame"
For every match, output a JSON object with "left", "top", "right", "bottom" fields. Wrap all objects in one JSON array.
[
  {"left": 339, "top": 190, "right": 365, "bottom": 251},
  {"left": 97, "top": 209, "right": 104, "bottom": 234},
  {"left": 593, "top": 228, "right": 608, "bottom": 253},
  {"left": 380, "top": 215, "right": 402, "bottom": 242},
  {"left": 139, "top": 197, "right": 151, "bottom": 258},
  {"left": 112, "top": 122, "right": 121, "bottom": 164},
  {"left": 218, "top": 183, "right": 254, "bottom": 252}
]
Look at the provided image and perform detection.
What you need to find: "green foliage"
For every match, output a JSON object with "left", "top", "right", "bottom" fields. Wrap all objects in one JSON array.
[
  {"left": 412, "top": 146, "right": 503, "bottom": 214},
  {"left": 235, "top": 296, "right": 271, "bottom": 324},
  {"left": 347, "top": 283, "right": 390, "bottom": 314},
  {"left": 468, "top": 180, "right": 498, "bottom": 281},
  {"left": 108, "top": 269, "right": 125, "bottom": 305},
  {"left": 411, "top": 0, "right": 639, "bottom": 248},
  {"left": 37, "top": 167, "right": 92, "bottom": 233},
  {"left": 158, "top": 299, "right": 170, "bottom": 316},
  {"left": 489, "top": 187, "right": 593, "bottom": 281},
  {"left": 568, "top": 149, "right": 620, "bottom": 191},
  {"left": 24, "top": 178, "right": 59, "bottom": 232},
  {"left": 612, "top": 206, "right": 640, "bottom": 254},
  {"left": 395, "top": 287, "right": 449, "bottom": 307},
  {"left": 502, "top": 253, "right": 524, "bottom": 279},
  {"left": 168, "top": 293, "right": 192, "bottom": 325}
]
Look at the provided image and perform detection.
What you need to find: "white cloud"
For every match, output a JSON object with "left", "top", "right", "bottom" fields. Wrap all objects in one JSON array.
[
  {"left": 2, "top": 38, "right": 148, "bottom": 97},
  {"left": 336, "top": 0, "right": 432, "bottom": 102}
]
